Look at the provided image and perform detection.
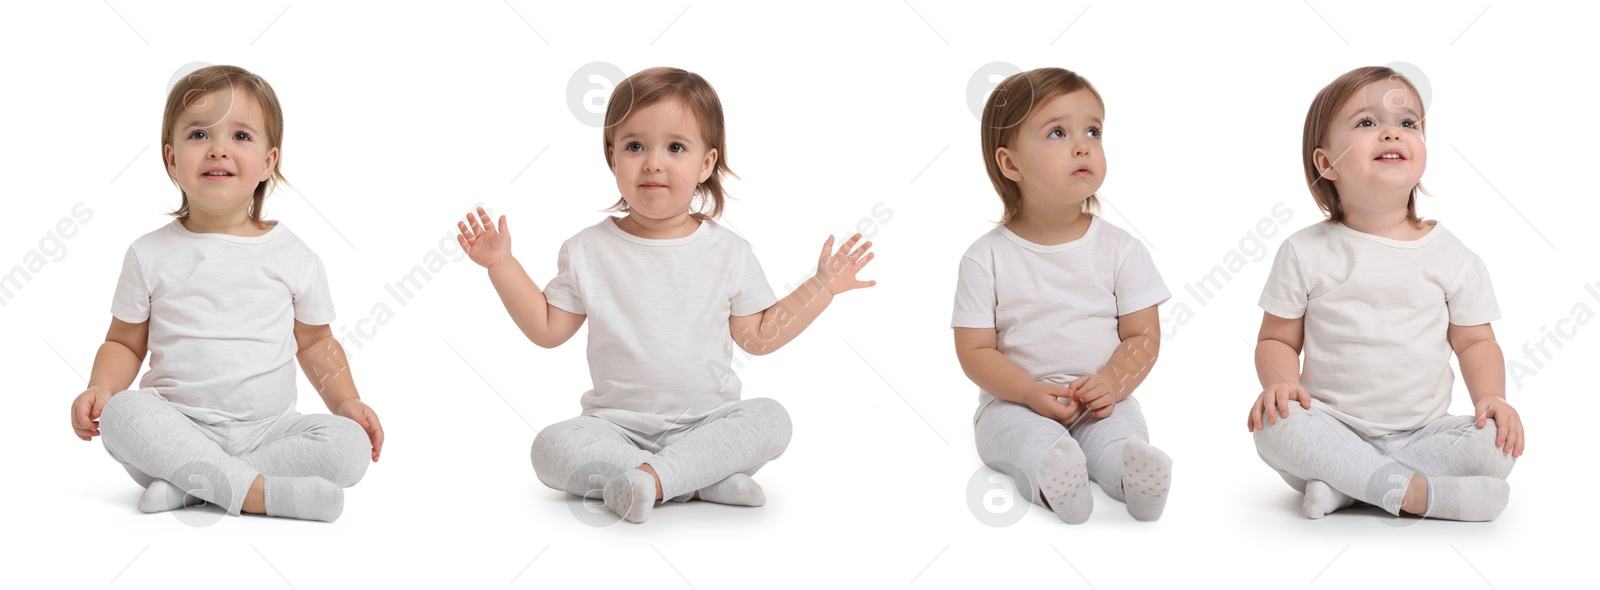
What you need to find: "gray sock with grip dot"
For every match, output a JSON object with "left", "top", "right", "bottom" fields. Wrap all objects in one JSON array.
[{"left": 1120, "top": 439, "right": 1172, "bottom": 521}]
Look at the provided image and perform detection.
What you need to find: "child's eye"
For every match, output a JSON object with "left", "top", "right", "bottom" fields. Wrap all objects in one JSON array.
[
  {"left": 233, "top": 131, "right": 252, "bottom": 141},
  {"left": 188, "top": 130, "right": 207, "bottom": 140},
  {"left": 668, "top": 142, "right": 686, "bottom": 154},
  {"left": 624, "top": 141, "right": 643, "bottom": 152},
  {"left": 1356, "top": 118, "right": 1376, "bottom": 128},
  {"left": 1047, "top": 128, "right": 1065, "bottom": 139},
  {"left": 1086, "top": 127, "right": 1102, "bottom": 139},
  {"left": 1401, "top": 119, "right": 1419, "bottom": 129}
]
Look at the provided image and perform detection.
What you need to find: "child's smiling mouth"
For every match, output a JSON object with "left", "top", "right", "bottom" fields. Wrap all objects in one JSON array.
[
  {"left": 1375, "top": 150, "right": 1407, "bottom": 162},
  {"left": 202, "top": 167, "right": 237, "bottom": 181}
]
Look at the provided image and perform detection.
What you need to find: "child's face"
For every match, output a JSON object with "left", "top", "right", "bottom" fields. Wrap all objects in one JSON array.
[
  {"left": 164, "top": 85, "right": 279, "bottom": 217},
  {"left": 995, "top": 89, "right": 1106, "bottom": 211},
  {"left": 609, "top": 97, "right": 717, "bottom": 223},
  {"left": 1314, "top": 79, "right": 1426, "bottom": 207}
]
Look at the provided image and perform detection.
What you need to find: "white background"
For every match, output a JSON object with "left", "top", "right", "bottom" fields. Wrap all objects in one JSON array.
[{"left": 2, "top": 1, "right": 1594, "bottom": 588}]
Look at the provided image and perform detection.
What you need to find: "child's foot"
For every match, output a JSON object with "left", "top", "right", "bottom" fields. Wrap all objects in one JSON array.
[
  {"left": 603, "top": 469, "right": 657, "bottom": 523},
  {"left": 1120, "top": 439, "right": 1172, "bottom": 522},
  {"left": 694, "top": 474, "right": 766, "bottom": 507},
  {"left": 137, "top": 479, "right": 204, "bottom": 513},
  {"left": 263, "top": 476, "right": 344, "bottom": 522},
  {"left": 1303, "top": 480, "right": 1356, "bottom": 519},
  {"left": 1421, "top": 476, "right": 1510, "bottom": 522},
  {"left": 1038, "top": 437, "right": 1092, "bottom": 524}
]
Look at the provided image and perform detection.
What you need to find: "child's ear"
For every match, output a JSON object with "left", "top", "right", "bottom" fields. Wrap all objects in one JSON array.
[
  {"left": 995, "top": 147, "right": 1023, "bottom": 183},
  {"left": 698, "top": 147, "right": 718, "bottom": 183},
  {"left": 1312, "top": 147, "right": 1340, "bottom": 181},
  {"left": 162, "top": 143, "right": 182, "bottom": 184},
  {"left": 259, "top": 147, "right": 279, "bottom": 183}
]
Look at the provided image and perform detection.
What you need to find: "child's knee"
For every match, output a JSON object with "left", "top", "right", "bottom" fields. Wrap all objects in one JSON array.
[
  {"left": 325, "top": 417, "right": 371, "bottom": 487},
  {"left": 529, "top": 423, "right": 615, "bottom": 495},
  {"left": 98, "top": 390, "right": 159, "bottom": 443},
  {"left": 529, "top": 424, "right": 573, "bottom": 488},
  {"left": 1251, "top": 404, "right": 1314, "bottom": 455},
  {"left": 1458, "top": 419, "right": 1516, "bottom": 478},
  {"left": 744, "top": 398, "right": 793, "bottom": 456}
]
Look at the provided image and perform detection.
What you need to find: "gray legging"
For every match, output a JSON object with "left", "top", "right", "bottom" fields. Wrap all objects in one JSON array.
[
  {"left": 975, "top": 395, "right": 1151, "bottom": 506},
  {"left": 98, "top": 388, "right": 371, "bottom": 515},
  {"left": 1252, "top": 404, "right": 1515, "bottom": 514},
  {"left": 531, "top": 397, "right": 792, "bottom": 502}
]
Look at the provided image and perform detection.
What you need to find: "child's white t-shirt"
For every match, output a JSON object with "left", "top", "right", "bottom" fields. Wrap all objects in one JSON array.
[
  {"left": 110, "top": 220, "right": 335, "bottom": 424},
  {"left": 543, "top": 217, "right": 777, "bottom": 435},
  {"left": 951, "top": 216, "right": 1171, "bottom": 417},
  {"left": 1258, "top": 221, "right": 1500, "bottom": 437}
]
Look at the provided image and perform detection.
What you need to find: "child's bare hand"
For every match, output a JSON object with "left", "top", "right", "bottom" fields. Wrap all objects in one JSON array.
[
  {"left": 1248, "top": 382, "right": 1310, "bottom": 432},
  {"left": 70, "top": 386, "right": 114, "bottom": 440},
  {"left": 814, "top": 233, "right": 876, "bottom": 296},
  {"left": 1068, "top": 374, "right": 1115, "bottom": 419},
  {"left": 1474, "top": 397, "right": 1524, "bottom": 457},
  {"left": 1024, "top": 381, "right": 1081, "bottom": 424},
  {"left": 337, "top": 399, "right": 385, "bottom": 462},
  {"left": 457, "top": 207, "right": 512, "bottom": 269}
]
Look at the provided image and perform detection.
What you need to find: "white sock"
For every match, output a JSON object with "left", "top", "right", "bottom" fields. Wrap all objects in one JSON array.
[
  {"left": 1037, "top": 437, "right": 1092, "bottom": 524},
  {"left": 137, "top": 479, "right": 205, "bottom": 513},
  {"left": 1120, "top": 439, "right": 1172, "bottom": 522},
  {"left": 263, "top": 477, "right": 344, "bottom": 523},
  {"left": 602, "top": 469, "right": 657, "bottom": 523},
  {"left": 1302, "top": 480, "right": 1356, "bottom": 519},
  {"left": 679, "top": 474, "right": 766, "bottom": 507},
  {"left": 1422, "top": 476, "right": 1510, "bottom": 522}
]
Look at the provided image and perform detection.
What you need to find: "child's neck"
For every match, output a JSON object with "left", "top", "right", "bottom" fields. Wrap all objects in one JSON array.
[
  {"left": 617, "top": 212, "right": 700, "bottom": 240},
  {"left": 1340, "top": 197, "right": 1430, "bottom": 241},
  {"left": 183, "top": 207, "right": 271, "bottom": 237},
  {"left": 1006, "top": 206, "right": 1090, "bottom": 247}
]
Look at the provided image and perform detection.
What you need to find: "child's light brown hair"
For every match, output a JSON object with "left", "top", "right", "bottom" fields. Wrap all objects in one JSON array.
[
  {"left": 980, "top": 67, "right": 1103, "bottom": 224},
  {"left": 161, "top": 64, "right": 286, "bottom": 228},
  {"left": 1303, "top": 66, "right": 1427, "bottom": 226},
  {"left": 601, "top": 67, "right": 734, "bottom": 220}
]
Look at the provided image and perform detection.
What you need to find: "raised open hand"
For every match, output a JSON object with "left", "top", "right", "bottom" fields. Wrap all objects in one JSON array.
[
  {"left": 815, "top": 233, "right": 877, "bottom": 296},
  {"left": 457, "top": 207, "right": 512, "bottom": 269}
]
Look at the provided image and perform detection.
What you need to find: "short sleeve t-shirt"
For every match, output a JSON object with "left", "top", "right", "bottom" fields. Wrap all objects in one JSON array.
[
  {"left": 111, "top": 220, "right": 335, "bottom": 424},
  {"left": 543, "top": 217, "right": 777, "bottom": 434},
  {"left": 951, "top": 216, "right": 1170, "bottom": 417},
  {"left": 1258, "top": 221, "right": 1500, "bottom": 437}
]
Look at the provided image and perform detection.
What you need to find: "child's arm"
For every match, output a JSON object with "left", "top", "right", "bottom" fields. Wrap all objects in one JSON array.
[
  {"left": 295, "top": 321, "right": 383, "bottom": 461},
  {"left": 70, "top": 318, "right": 148, "bottom": 440},
  {"left": 1448, "top": 322, "right": 1523, "bottom": 457},
  {"left": 457, "top": 208, "right": 586, "bottom": 348},
  {"left": 729, "top": 234, "right": 874, "bottom": 356},
  {"left": 954, "top": 328, "right": 1082, "bottom": 423},
  {"left": 1067, "top": 305, "right": 1161, "bottom": 419},
  {"left": 1247, "top": 311, "right": 1312, "bottom": 432}
]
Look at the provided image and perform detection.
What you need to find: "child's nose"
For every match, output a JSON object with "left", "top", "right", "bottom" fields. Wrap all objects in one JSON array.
[
  {"left": 643, "top": 149, "right": 664, "bottom": 171},
  {"left": 1072, "top": 138, "right": 1091, "bottom": 157},
  {"left": 207, "top": 141, "right": 229, "bottom": 159}
]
